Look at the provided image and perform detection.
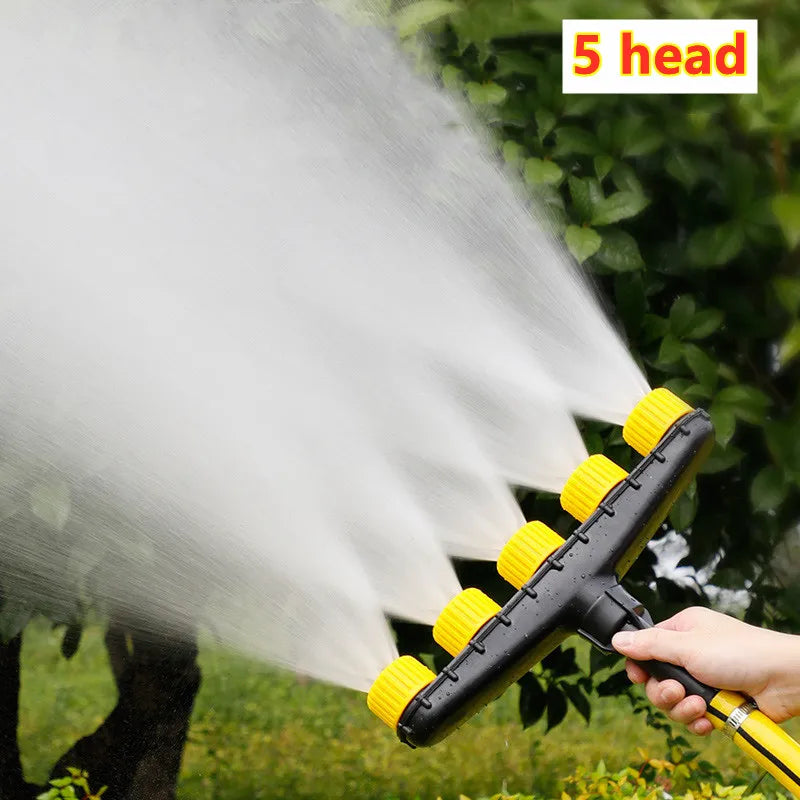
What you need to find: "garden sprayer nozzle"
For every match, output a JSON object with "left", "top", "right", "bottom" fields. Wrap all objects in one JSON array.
[
  {"left": 433, "top": 589, "right": 500, "bottom": 656},
  {"left": 560, "top": 455, "right": 628, "bottom": 523},
  {"left": 367, "top": 656, "right": 436, "bottom": 731},
  {"left": 497, "top": 522, "right": 564, "bottom": 590},
  {"left": 623, "top": 387, "right": 693, "bottom": 455},
  {"left": 367, "top": 390, "right": 800, "bottom": 796},
  {"left": 369, "top": 396, "right": 713, "bottom": 747}
]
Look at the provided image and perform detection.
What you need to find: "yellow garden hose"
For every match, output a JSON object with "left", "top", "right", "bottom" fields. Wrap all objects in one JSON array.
[{"left": 706, "top": 691, "right": 800, "bottom": 795}]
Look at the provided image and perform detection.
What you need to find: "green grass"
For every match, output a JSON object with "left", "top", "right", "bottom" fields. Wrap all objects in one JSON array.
[{"left": 17, "top": 622, "right": 796, "bottom": 800}]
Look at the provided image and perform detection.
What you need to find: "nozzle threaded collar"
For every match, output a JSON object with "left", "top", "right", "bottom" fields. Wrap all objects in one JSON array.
[
  {"left": 433, "top": 588, "right": 500, "bottom": 657},
  {"left": 367, "top": 656, "right": 435, "bottom": 731},
  {"left": 623, "top": 388, "right": 693, "bottom": 455},
  {"left": 561, "top": 454, "right": 627, "bottom": 522},
  {"left": 497, "top": 521, "right": 565, "bottom": 589}
]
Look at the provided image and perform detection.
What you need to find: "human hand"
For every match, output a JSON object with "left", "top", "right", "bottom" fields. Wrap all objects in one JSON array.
[{"left": 611, "top": 607, "right": 800, "bottom": 736}]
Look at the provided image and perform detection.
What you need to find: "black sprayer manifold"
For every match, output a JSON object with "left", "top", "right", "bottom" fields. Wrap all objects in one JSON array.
[{"left": 367, "top": 389, "right": 800, "bottom": 797}]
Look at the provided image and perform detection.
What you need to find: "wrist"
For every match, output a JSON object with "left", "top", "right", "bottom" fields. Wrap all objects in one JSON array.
[{"left": 764, "top": 632, "right": 800, "bottom": 721}]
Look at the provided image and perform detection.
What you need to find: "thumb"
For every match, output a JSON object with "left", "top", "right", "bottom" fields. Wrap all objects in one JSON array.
[{"left": 611, "top": 627, "right": 697, "bottom": 667}]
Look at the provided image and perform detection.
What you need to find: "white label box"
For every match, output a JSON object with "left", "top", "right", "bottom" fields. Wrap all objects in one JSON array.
[{"left": 562, "top": 19, "right": 758, "bottom": 94}]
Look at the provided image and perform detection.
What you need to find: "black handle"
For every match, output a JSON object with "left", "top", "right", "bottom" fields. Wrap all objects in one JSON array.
[{"left": 620, "top": 620, "right": 718, "bottom": 705}]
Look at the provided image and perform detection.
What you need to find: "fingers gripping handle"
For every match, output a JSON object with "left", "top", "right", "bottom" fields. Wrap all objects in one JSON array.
[
  {"left": 621, "top": 622, "right": 800, "bottom": 797},
  {"left": 629, "top": 653, "right": 717, "bottom": 705},
  {"left": 615, "top": 616, "right": 718, "bottom": 705}
]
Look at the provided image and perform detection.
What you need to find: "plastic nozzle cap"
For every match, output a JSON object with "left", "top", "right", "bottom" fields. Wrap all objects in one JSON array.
[
  {"left": 561, "top": 454, "right": 628, "bottom": 523},
  {"left": 433, "top": 588, "right": 501, "bottom": 657},
  {"left": 367, "top": 656, "right": 436, "bottom": 730},
  {"left": 623, "top": 388, "right": 693, "bottom": 456},
  {"left": 497, "top": 521, "right": 565, "bottom": 589}
]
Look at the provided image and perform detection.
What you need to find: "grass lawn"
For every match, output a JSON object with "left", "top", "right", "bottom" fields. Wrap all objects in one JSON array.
[{"left": 18, "top": 621, "right": 794, "bottom": 799}]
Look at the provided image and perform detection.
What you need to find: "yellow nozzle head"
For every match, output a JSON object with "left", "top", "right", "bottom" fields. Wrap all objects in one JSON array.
[
  {"left": 561, "top": 454, "right": 628, "bottom": 522},
  {"left": 433, "top": 588, "right": 500, "bottom": 656},
  {"left": 367, "top": 655, "right": 436, "bottom": 730},
  {"left": 497, "top": 521, "right": 565, "bottom": 589},
  {"left": 623, "top": 388, "right": 693, "bottom": 456}
]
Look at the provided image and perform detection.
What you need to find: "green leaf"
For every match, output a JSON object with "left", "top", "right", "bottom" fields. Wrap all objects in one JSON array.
[
  {"left": 542, "top": 645, "right": 579, "bottom": 676},
  {"left": 657, "top": 334, "right": 683, "bottom": 366},
  {"left": 551, "top": 126, "right": 599, "bottom": 158},
  {"left": 700, "top": 444, "right": 744, "bottom": 475},
  {"left": 669, "top": 490, "right": 697, "bottom": 531},
  {"left": 750, "top": 465, "right": 789, "bottom": 512},
  {"left": 466, "top": 81, "right": 507, "bottom": 105},
  {"left": 596, "top": 670, "right": 630, "bottom": 697},
  {"left": 535, "top": 109, "right": 557, "bottom": 141},
  {"left": 709, "top": 403, "right": 736, "bottom": 447},
  {"left": 545, "top": 685, "right": 568, "bottom": 731},
  {"left": 594, "top": 155, "right": 614, "bottom": 181},
  {"left": 584, "top": 429, "right": 604, "bottom": 454},
  {"left": 590, "top": 191, "right": 649, "bottom": 226},
  {"left": 765, "top": 419, "right": 800, "bottom": 473},
  {"left": 524, "top": 157, "right": 562, "bottom": 186},
  {"left": 772, "top": 193, "right": 800, "bottom": 249},
  {"left": 392, "top": 0, "right": 460, "bottom": 37},
  {"left": 663, "top": 377, "right": 692, "bottom": 398},
  {"left": 683, "top": 344, "right": 718, "bottom": 390},
  {"left": 614, "top": 116, "right": 665, "bottom": 157},
  {"left": 440, "top": 64, "right": 463, "bottom": 90},
  {"left": 687, "top": 223, "right": 745, "bottom": 268},
  {"left": 641, "top": 314, "right": 669, "bottom": 343},
  {"left": 684, "top": 309, "right": 724, "bottom": 340},
  {"left": 562, "top": 682, "right": 591, "bottom": 723},
  {"left": 518, "top": 673, "right": 546, "bottom": 729},
  {"left": 568, "top": 176, "right": 603, "bottom": 222},
  {"left": 589, "top": 645, "right": 611, "bottom": 675},
  {"left": 531, "top": 184, "right": 567, "bottom": 234},
  {"left": 669, "top": 295, "right": 696, "bottom": 337},
  {"left": 714, "top": 385, "right": 770, "bottom": 424},
  {"left": 778, "top": 320, "right": 800, "bottom": 367},
  {"left": 562, "top": 94, "right": 602, "bottom": 116},
  {"left": 502, "top": 140, "right": 524, "bottom": 166},
  {"left": 493, "top": 50, "right": 541, "bottom": 77},
  {"left": 565, "top": 225, "right": 601, "bottom": 264},
  {"left": 665, "top": 149, "right": 702, "bottom": 190},
  {"left": 773, "top": 276, "right": 800, "bottom": 315},
  {"left": 610, "top": 163, "right": 644, "bottom": 195},
  {"left": 50, "top": 779, "right": 71, "bottom": 789},
  {"left": 595, "top": 229, "right": 644, "bottom": 272},
  {"left": 683, "top": 383, "right": 712, "bottom": 403},
  {"left": 614, "top": 273, "right": 646, "bottom": 332}
]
